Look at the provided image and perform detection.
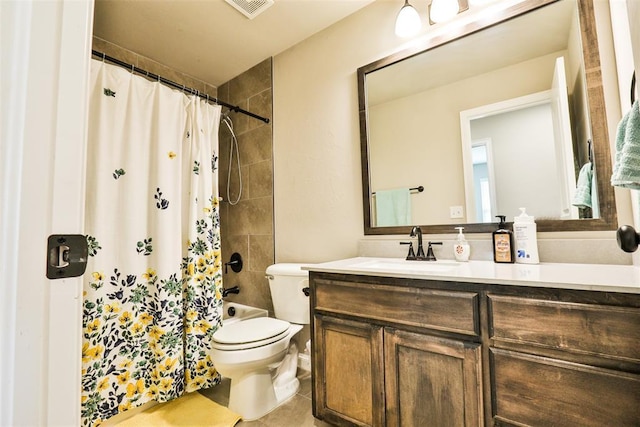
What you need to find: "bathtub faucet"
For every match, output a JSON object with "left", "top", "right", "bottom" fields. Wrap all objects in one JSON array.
[{"left": 222, "top": 285, "right": 240, "bottom": 298}]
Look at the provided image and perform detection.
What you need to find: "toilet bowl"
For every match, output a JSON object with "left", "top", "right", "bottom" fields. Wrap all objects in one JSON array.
[{"left": 210, "top": 263, "right": 310, "bottom": 421}]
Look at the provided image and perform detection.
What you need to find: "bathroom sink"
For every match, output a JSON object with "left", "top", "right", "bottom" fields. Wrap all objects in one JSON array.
[{"left": 354, "top": 258, "right": 461, "bottom": 274}]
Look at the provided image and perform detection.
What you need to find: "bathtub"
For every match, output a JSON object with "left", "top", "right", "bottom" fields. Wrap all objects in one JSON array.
[{"left": 222, "top": 301, "right": 268, "bottom": 325}]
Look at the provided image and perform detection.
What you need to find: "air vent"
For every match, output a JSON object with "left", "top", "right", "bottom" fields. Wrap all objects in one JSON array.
[{"left": 224, "top": 0, "right": 274, "bottom": 19}]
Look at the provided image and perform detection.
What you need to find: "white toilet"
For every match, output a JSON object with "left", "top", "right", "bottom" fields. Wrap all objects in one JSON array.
[{"left": 211, "top": 263, "right": 310, "bottom": 421}]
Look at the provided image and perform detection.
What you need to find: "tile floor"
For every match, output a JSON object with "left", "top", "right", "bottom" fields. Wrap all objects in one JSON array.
[{"left": 199, "top": 372, "right": 333, "bottom": 427}]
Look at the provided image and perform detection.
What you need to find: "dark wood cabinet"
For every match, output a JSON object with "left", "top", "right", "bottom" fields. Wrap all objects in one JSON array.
[
  {"left": 311, "top": 274, "right": 483, "bottom": 427},
  {"left": 488, "top": 293, "right": 640, "bottom": 426},
  {"left": 313, "top": 315, "right": 384, "bottom": 427},
  {"left": 310, "top": 271, "right": 640, "bottom": 426},
  {"left": 384, "top": 328, "right": 482, "bottom": 427}
]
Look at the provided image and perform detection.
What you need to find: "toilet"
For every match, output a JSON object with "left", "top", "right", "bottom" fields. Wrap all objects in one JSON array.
[{"left": 210, "top": 263, "right": 310, "bottom": 421}]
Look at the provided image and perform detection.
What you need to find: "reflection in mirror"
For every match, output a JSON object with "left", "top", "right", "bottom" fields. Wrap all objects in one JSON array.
[{"left": 359, "top": 0, "right": 616, "bottom": 235}]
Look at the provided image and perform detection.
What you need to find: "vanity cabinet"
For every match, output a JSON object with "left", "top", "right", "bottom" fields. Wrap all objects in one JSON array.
[
  {"left": 311, "top": 274, "right": 483, "bottom": 427},
  {"left": 310, "top": 271, "right": 640, "bottom": 427},
  {"left": 488, "top": 294, "right": 640, "bottom": 426}
]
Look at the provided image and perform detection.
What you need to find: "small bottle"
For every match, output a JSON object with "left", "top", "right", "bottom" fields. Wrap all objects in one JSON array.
[
  {"left": 492, "top": 215, "right": 514, "bottom": 263},
  {"left": 513, "top": 208, "right": 539, "bottom": 264},
  {"left": 453, "top": 227, "right": 470, "bottom": 262}
]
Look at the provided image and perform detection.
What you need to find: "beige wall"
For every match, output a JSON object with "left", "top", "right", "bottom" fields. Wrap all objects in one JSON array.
[
  {"left": 274, "top": 1, "right": 632, "bottom": 264},
  {"left": 273, "top": 2, "right": 401, "bottom": 263}
]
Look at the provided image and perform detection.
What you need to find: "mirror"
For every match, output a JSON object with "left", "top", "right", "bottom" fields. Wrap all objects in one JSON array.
[{"left": 359, "top": 0, "right": 616, "bottom": 235}]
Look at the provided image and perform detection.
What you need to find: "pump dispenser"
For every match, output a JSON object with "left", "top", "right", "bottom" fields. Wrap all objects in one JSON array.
[
  {"left": 513, "top": 208, "right": 539, "bottom": 264},
  {"left": 453, "top": 227, "right": 470, "bottom": 262},
  {"left": 492, "top": 215, "right": 514, "bottom": 263}
]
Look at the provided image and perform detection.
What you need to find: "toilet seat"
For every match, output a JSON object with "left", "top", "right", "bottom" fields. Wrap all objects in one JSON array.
[{"left": 212, "top": 317, "right": 291, "bottom": 351}]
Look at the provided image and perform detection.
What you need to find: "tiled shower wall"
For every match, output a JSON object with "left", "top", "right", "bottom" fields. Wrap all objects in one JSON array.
[
  {"left": 218, "top": 58, "right": 275, "bottom": 314},
  {"left": 91, "top": 37, "right": 275, "bottom": 314}
]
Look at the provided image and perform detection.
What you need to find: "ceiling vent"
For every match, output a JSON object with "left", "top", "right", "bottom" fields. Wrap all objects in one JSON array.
[{"left": 224, "top": 0, "right": 274, "bottom": 19}]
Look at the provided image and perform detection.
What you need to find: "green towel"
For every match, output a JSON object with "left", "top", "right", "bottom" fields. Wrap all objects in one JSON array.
[
  {"left": 573, "top": 162, "right": 592, "bottom": 208},
  {"left": 375, "top": 188, "right": 411, "bottom": 226},
  {"left": 611, "top": 100, "right": 640, "bottom": 189}
]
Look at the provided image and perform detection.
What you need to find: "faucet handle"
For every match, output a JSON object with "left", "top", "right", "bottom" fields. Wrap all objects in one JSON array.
[
  {"left": 400, "top": 241, "right": 416, "bottom": 260},
  {"left": 426, "top": 241, "right": 442, "bottom": 261}
]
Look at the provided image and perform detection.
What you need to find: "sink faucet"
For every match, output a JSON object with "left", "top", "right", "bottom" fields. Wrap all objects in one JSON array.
[
  {"left": 410, "top": 226, "right": 426, "bottom": 259},
  {"left": 425, "top": 242, "right": 443, "bottom": 261}
]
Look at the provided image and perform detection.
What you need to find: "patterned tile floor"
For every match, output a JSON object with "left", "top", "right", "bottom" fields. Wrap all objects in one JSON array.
[{"left": 199, "top": 372, "right": 333, "bottom": 427}]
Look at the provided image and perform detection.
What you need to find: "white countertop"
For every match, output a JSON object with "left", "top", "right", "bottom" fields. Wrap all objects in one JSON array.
[{"left": 303, "top": 257, "right": 640, "bottom": 294}]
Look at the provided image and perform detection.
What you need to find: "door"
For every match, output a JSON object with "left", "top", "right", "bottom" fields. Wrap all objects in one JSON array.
[
  {"left": 313, "top": 315, "right": 385, "bottom": 427},
  {"left": 384, "top": 328, "right": 483, "bottom": 427},
  {"left": 0, "top": 0, "right": 93, "bottom": 425},
  {"left": 550, "top": 56, "right": 578, "bottom": 219}
]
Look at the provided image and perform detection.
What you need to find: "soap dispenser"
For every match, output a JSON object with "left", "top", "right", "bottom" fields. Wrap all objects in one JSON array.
[
  {"left": 513, "top": 208, "right": 539, "bottom": 264},
  {"left": 492, "top": 215, "right": 514, "bottom": 263},
  {"left": 453, "top": 227, "right": 470, "bottom": 262}
]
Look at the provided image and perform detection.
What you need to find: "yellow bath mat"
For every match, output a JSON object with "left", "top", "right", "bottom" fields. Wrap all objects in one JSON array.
[{"left": 115, "top": 392, "right": 241, "bottom": 427}]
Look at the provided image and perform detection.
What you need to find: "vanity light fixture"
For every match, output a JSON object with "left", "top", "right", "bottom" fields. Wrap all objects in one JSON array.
[
  {"left": 429, "top": 0, "right": 469, "bottom": 24},
  {"left": 429, "top": 0, "right": 459, "bottom": 23},
  {"left": 395, "top": 0, "right": 422, "bottom": 38},
  {"left": 394, "top": 0, "right": 483, "bottom": 36}
]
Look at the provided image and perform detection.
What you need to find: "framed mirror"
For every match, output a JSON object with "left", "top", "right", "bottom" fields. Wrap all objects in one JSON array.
[{"left": 359, "top": 0, "right": 616, "bottom": 235}]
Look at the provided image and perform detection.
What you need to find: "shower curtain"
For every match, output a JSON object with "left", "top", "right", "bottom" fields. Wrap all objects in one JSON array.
[{"left": 81, "top": 59, "right": 224, "bottom": 426}]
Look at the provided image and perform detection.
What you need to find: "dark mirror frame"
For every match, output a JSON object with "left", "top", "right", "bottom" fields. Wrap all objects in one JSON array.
[{"left": 358, "top": 0, "right": 616, "bottom": 235}]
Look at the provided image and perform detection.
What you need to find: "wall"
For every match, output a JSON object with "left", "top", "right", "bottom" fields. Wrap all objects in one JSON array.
[
  {"left": 274, "top": 0, "right": 634, "bottom": 265},
  {"left": 217, "top": 59, "right": 276, "bottom": 314}
]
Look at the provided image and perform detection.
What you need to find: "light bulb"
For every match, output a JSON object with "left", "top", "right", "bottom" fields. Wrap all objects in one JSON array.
[
  {"left": 468, "top": 0, "right": 497, "bottom": 5},
  {"left": 430, "top": 0, "right": 459, "bottom": 23},
  {"left": 395, "top": 1, "right": 421, "bottom": 38}
]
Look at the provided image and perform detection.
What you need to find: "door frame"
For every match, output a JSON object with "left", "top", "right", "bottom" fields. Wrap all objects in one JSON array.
[{"left": 0, "top": 0, "right": 93, "bottom": 425}]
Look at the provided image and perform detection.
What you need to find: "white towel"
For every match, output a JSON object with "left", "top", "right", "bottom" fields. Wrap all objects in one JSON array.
[{"left": 374, "top": 188, "right": 411, "bottom": 226}]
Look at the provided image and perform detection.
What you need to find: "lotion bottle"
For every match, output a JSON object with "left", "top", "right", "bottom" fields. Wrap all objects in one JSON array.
[
  {"left": 453, "top": 227, "right": 470, "bottom": 262},
  {"left": 492, "top": 215, "right": 514, "bottom": 263},
  {"left": 513, "top": 208, "right": 539, "bottom": 264}
]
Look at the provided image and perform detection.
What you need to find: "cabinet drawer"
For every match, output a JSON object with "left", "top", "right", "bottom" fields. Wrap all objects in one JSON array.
[
  {"left": 314, "top": 278, "right": 479, "bottom": 336},
  {"left": 491, "top": 348, "right": 640, "bottom": 426},
  {"left": 489, "top": 294, "right": 640, "bottom": 363}
]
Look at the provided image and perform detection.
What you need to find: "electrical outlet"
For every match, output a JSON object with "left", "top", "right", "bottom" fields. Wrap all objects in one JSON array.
[{"left": 450, "top": 205, "right": 464, "bottom": 219}]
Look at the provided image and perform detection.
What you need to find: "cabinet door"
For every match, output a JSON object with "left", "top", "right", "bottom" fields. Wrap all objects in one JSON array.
[
  {"left": 492, "top": 348, "right": 640, "bottom": 426},
  {"left": 313, "top": 315, "right": 384, "bottom": 427},
  {"left": 384, "top": 329, "right": 483, "bottom": 427}
]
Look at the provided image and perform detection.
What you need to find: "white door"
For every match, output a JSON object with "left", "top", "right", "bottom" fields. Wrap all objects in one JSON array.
[
  {"left": 0, "top": 0, "right": 93, "bottom": 425},
  {"left": 550, "top": 56, "right": 578, "bottom": 219}
]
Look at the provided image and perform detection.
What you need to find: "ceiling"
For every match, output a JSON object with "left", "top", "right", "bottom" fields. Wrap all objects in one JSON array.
[{"left": 93, "top": 0, "right": 373, "bottom": 87}]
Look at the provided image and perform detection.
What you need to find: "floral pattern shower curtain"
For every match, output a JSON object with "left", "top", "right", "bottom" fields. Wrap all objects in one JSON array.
[{"left": 81, "top": 59, "right": 223, "bottom": 426}]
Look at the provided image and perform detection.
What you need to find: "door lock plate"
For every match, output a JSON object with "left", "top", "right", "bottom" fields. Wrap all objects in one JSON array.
[{"left": 46, "top": 234, "right": 88, "bottom": 279}]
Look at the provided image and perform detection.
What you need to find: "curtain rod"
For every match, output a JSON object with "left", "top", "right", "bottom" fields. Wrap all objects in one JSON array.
[{"left": 91, "top": 50, "right": 270, "bottom": 124}]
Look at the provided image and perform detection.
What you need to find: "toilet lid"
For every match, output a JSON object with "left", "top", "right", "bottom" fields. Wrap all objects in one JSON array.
[{"left": 213, "top": 317, "right": 290, "bottom": 345}]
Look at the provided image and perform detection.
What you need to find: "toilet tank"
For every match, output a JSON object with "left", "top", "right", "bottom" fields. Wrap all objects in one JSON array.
[{"left": 266, "top": 263, "right": 310, "bottom": 325}]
